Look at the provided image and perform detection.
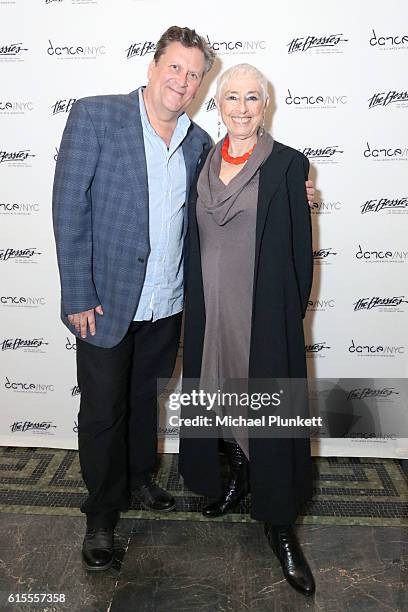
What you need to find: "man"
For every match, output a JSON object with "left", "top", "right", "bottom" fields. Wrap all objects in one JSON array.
[{"left": 53, "top": 26, "right": 315, "bottom": 571}]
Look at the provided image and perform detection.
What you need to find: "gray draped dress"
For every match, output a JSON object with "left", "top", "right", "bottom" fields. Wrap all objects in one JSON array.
[{"left": 196, "top": 133, "right": 274, "bottom": 457}]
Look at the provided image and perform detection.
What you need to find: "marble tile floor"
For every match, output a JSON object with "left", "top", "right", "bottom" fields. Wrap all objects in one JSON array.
[{"left": 0, "top": 513, "right": 406, "bottom": 612}]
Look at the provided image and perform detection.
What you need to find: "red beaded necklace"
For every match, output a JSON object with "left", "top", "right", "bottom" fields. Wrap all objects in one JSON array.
[{"left": 221, "top": 136, "right": 256, "bottom": 165}]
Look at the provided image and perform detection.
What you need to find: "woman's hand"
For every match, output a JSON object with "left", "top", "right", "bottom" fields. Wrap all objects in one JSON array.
[{"left": 305, "top": 180, "right": 315, "bottom": 208}]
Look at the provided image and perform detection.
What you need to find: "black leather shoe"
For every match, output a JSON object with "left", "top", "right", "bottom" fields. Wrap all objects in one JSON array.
[
  {"left": 202, "top": 441, "right": 249, "bottom": 517},
  {"left": 82, "top": 527, "right": 114, "bottom": 571},
  {"left": 133, "top": 483, "right": 175, "bottom": 512},
  {"left": 264, "top": 524, "right": 315, "bottom": 595}
]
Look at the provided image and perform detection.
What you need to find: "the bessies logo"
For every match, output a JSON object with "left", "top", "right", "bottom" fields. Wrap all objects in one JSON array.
[
  {"left": 311, "top": 200, "right": 342, "bottom": 215},
  {"left": 307, "top": 298, "right": 335, "bottom": 312},
  {"left": 368, "top": 90, "right": 408, "bottom": 109},
  {"left": 313, "top": 248, "right": 338, "bottom": 264},
  {"left": 5, "top": 377, "right": 55, "bottom": 393},
  {"left": 0, "top": 295, "right": 46, "bottom": 308},
  {"left": 285, "top": 89, "right": 347, "bottom": 109},
  {"left": 347, "top": 386, "right": 399, "bottom": 401},
  {"left": 0, "top": 150, "right": 35, "bottom": 167},
  {"left": 47, "top": 40, "right": 106, "bottom": 59},
  {"left": 361, "top": 197, "right": 408, "bottom": 214},
  {"left": 1, "top": 337, "right": 49, "bottom": 353},
  {"left": 348, "top": 339, "right": 405, "bottom": 357},
  {"left": 10, "top": 420, "right": 57, "bottom": 434},
  {"left": 300, "top": 146, "right": 344, "bottom": 164},
  {"left": 0, "top": 43, "right": 28, "bottom": 62},
  {"left": 126, "top": 41, "right": 156, "bottom": 59},
  {"left": 205, "top": 97, "right": 217, "bottom": 112},
  {"left": 369, "top": 29, "right": 408, "bottom": 50},
  {"left": 71, "top": 384, "right": 80, "bottom": 396},
  {"left": 355, "top": 244, "right": 408, "bottom": 264},
  {"left": 305, "top": 342, "right": 331, "bottom": 358},
  {"left": 364, "top": 142, "right": 408, "bottom": 161},
  {"left": 205, "top": 35, "right": 267, "bottom": 55},
  {"left": 353, "top": 296, "right": 408, "bottom": 312},
  {"left": 287, "top": 33, "right": 348, "bottom": 54},
  {"left": 0, "top": 101, "right": 34, "bottom": 115},
  {"left": 51, "top": 98, "right": 76, "bottom": 116},
  {"left": 0, "top": 248, "right": 42, "bottom": 264}
]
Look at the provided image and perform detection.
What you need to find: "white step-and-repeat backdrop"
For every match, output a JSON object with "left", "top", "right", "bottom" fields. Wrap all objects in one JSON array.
[{"left": 1, "top": 0, "right": 407, "bottom": 457}]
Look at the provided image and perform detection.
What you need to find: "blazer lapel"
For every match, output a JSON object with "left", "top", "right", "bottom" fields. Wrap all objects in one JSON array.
[
  {"left": 183, "top": 130, "right": 206, "bottom": 203},
  {"left": 114, "top": 89, "right": 149, "bottom": 212},
  {"left": 254, "top": 142, "right": 291, "bottom": 284}
]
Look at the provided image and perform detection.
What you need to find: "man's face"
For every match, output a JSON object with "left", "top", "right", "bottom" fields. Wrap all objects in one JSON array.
[{"left": 147, "top": 42, "right": 206, "bottom": 117}]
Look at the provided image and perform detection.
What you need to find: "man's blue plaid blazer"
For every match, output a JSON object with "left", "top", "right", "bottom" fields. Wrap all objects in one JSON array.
[{"left": 52, "top": 88, "right": 211, "bottom": 348}]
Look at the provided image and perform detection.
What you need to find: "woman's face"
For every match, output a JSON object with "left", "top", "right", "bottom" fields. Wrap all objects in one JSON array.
[{"left": 217, "top": 75, "right": 267, "bottom": 142}]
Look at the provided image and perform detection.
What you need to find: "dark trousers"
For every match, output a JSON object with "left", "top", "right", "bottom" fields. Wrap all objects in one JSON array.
[{"left": 76, "top": 313, "right": 182, "bottom": 528}]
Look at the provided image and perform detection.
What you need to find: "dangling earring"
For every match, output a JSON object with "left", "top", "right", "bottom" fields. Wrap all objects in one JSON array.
[
  {"left": 217, "top": 112, "right": 222, "bottom": 140},
  {"left": 258, "top": 112, "right": 266, "bottom": 137}
]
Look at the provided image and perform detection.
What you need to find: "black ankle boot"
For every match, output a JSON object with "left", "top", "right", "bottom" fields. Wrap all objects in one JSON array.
[
  {"left": 264, "top": 523, "right": 315, "bottom": 595},
  {"left": 202, "top": 441, "right": 249, "bottom": 517}
]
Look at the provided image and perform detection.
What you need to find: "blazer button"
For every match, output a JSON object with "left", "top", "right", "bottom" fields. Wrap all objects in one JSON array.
[{"left": 138, "top": 257, "right": 145, "bottom": 263}]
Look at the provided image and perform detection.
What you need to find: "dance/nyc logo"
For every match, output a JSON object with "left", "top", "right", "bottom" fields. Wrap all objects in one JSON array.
[
  {"left": 361, "top": 197, "right": 408, "bottom": 214},
  {"left": 353, "top": 296, "right": 408, "bottom": 312},
  {"left": 0, "top": 295, "right": 46, "bottom": 307},
  {"left": 364, "top": 143, "right": 408, "bottom": 161},
  {"left": 348, "top": 340, "right": 405, "bottom": 356},
  {"left": 369, "top": 29, "right": 408, "bottom": 50},
  {"left": 307, "top": 299, "right": 335, "bottom": 312},
  {"left": 286, "top": 90, "right": 347, "bottom": 108},
  {"left": 368, "top": 90, "right": 408, "bottom": 109},
  {"left": 355, "top": 245, "right": 408, "bottom": 263},
  {"left": 0, "top": 202, "right": 40, "bottom": 215},
  {"left": 47, "top": 40, "right": 106, "bottom": 58},
  {"left": 0, "top": 101, "right": 34, "bottom": 114},
  {"left": 287, "top": 34, "right": 348, "bottom": 54},
  {"left": 205, "top": 35, "right": 267, "bottom": 55},
  {"left": 311, "top": 201, "right": 342, "bottom": 214},
  {"left": 5, "top": 377, "right": 55, "bottom": 393}
]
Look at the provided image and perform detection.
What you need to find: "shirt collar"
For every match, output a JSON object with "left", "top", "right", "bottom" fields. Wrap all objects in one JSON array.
[{"left": 138, "top": 87, "right": 191, "bottom": 151}]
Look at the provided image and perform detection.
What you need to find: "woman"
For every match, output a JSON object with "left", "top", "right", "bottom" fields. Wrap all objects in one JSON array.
[{"left": 179, "top": 64, "right": 315, "bottom": 596}]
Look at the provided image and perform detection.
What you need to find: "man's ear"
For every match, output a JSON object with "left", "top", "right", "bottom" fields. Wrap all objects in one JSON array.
[{"left": 147, "top": 58, "right": 155, "bottom": 81}]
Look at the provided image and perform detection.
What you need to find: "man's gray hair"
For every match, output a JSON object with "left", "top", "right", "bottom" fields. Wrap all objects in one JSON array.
[
  {"left": 154, "top": 26, "right": 215, "bottom": 74},
  {"left": 216, "top": 63, "right": 269, "bottom": 100}
]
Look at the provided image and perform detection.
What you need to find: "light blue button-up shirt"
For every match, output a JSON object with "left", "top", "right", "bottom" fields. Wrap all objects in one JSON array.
[{"left": 134, "top": 88, "right": 190, "bottom": 322}]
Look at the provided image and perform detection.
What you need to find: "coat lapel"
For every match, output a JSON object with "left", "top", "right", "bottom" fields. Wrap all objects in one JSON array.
[
  {"left": 254, "top": 142, "right": 291, "bottom": 285},
  {"left": 182, "top": 130, "right": 206, "bottom": 203},
  {"left": 114, "top": 89, "right": 149, "bottom": 212}
]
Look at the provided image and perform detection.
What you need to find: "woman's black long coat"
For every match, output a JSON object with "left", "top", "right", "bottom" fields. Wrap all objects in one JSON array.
[{"left": 179, "top": 141, "right": 314, "bottom": 524}]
